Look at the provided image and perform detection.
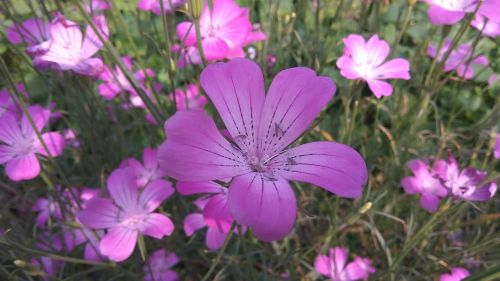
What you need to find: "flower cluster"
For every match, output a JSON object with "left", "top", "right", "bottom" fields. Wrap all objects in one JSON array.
[
  {"left": 401, "top": 153, "right": 497, "bottom": 212},
  {"left": 314, "top": 247, "right": 376, "bottom": 281}
]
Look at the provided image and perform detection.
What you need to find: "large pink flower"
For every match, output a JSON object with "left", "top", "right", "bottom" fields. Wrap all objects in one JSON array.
[
  {"left": 176, "top": 0, "right": 266, "bottom": 62},
  {"left": 425, "top": 0, "right": 479, "bottom": 25},
  {"left": 158, "top": 58, "right": 368, "bottom": 241},
  {"left": 0, "top": 105, "right": 65, "bottom": 181},
  {"left": 78, "top": 168, "right": 174, "bottom": 262},
  {"left": 336, "top": 34, "right": 410, "bottom": 99},
  {"left": 314, "top": 247, "right": 376, "bottom": 281},
  {"left": 33, "top": 14, "right": 109, "bottom": 76},
  {"left": 401, "top": 160, "right": 448, "bottom": 212}
]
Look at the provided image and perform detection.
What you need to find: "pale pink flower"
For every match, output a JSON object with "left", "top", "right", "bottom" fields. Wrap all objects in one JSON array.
[
  {"left": 175, "top": 0, "right": 266, "bottom": 64},
  {"left": 428, "top": 39, "right": 489, "bottom": 79},
  {"left": 401, "top": 160, "right": 448, "bottom": 212},
  {"left": 0, "top": 105, "right": 65, "bottom": 181},
  {"left": 120, "top": 147, "right": 168, "bottom": 187},
  {"left": 439, "top": 267, "right": 470, "bottom": 281},
  {"left": 143, "top": 249, "right": 179, "bottom": 281},
  {"left": 78, "top": 168, "right": 174, "bottom": 262},
  {"left": 33, "top": 13, "right": 109, "bottom": 76},
  {"left": 336, "top": 34, "right": 410, "bottom": 98},
  {"left": 425, "top": 0, "right": 479, "bottom": 25},
  {"left": 171, "top": 84, "right": 207, "bottom": 111},
  {"left": 159, "top": 58, "right": 367, "bottom": 241},
  {"left": 314, "top": 247, "right": 376, "bottom": 281},
  {"left": 138, "top": 0, "right": 186, "bottom": 14}
]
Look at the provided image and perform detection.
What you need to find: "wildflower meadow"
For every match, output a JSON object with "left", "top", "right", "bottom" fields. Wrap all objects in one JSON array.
[{"left": 1, "top": 0, "right": 499, "bottom": 280}]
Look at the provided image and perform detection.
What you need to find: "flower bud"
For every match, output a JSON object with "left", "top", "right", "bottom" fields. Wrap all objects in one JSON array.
[{"left": 188, "top": 0, "right": 203, "bottom": 20}]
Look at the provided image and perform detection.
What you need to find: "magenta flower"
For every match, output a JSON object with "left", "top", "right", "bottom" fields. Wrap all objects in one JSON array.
[
  {"left": 336, "top": 34, "right": 410, "bottom": 99},
  {"left": 471, "top": 14, "right": 500, "bottom": 37},
  {"left": 439, "top": 267, "right": 470, "bottom": 281},
  {"left": 78, "top": 168, "right": 174, "bottom": 261},
  {"left": 138, "top": 0, "right": 186, "bottom": 14},
  {"left": 0, "top": 84, "right": 29, "bottom": 119},
  {"left": 425, "top": 0, "right": 479, "bottom": 25},
  {"left": 85, "top": 0, "right": 111, "bottom": 13},
  {"left": 428, "top": 39, "right": 489, "bottom": 79},
  {"left": 32, "top": 195, "right": 63, "bottom": 228},
  {"left": 314, "top": 247, "right": 376, "bottom": 281},
  {"left": 143, "top": 249, "right": 179, "bottom": 281},
  {"left": 159, "top": 58, "right": 367, "bottom": 241},
  {"left": 120, "top": 147, "right": 168, "bottom": 187},
  {"left": 6, "top": 18, "right": 50, "bottom": 56},
  {"left": 171, "top": 84, "right": 207, "bottom": 111},
  {"left": 0, "top": 105, "right": 65, "bottom": 181},
  {"left": 98, "top": 56, "right": 155, "bottom": 100},
  {"left": 33, "top": 14, "right": 109, "bottom": 76},
  {"left": 401, "top": 160, "right": 448, "bottom": 212},
  {"left": 434, "top": 154, "right": 497, "bottom": 201},
  {"left": 176, "top": 0, "right": 266, "bottom": 62},
  {"left": 180, "top": 181, "right": 241, "bottom": 250},
  {"left": 495, "top": 135, "right": 500, "bottom": 159}
]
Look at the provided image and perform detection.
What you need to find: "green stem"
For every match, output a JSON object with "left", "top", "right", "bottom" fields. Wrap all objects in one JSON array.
[
  {"left": 194, "top": 18, "right": 207, "bottom": 66},
  {"left": 200, "top": 223, "right": 235, "bottom": 281}
]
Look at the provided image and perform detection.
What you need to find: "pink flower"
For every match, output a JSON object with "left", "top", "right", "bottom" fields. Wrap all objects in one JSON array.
[
  {"left": 314, "top": 247, "right": 376, "bottom": 281},
  {"left": 488, "top": 73, "right": 498, "bottom": 87},
  {"left": 6, "top": 18, "right": 50, "bottom": 56},
  {"left": 171, "top": 84, "right": 207, "bottom": 111},
  {"left": 180, "top": 181, "right": 243, "bottom": 250},
  {"left": 78, "top": 168, "right": 175, "bottom": 261},
  {"left": 33, "top": 14, "right": 109, "bottom": 76},
  {"left": 336, "top": 34, "right": 410, "bottom": 99},
  {"left": 32, "top": 195, "right": 63, "bottom": 228},
  {"left": 428, "top": 39, "right": 489, "bottom": 79},
  {"left": 120, "top": 147, "right": 168, "bottom": 187},
  {"left": 434, "top": 154, "right": 497, "bottom": 201},
  {"left": 495, "top": 135, "right": 500, "bottom": 159},
  {"left": 143, "top": 249, "right": 179, "bottom": 281},
  {"left": 471, "top": 14, "right": 500, "bottom": 37},
  {"left": 158, "top": 58, "right": 368, "bottom": 241},
  {"left": 401, "top": 160, "right": 448, "bottom": 212},
  {"left": 176, "top": 0, "right": 266, "bottom": 63},
  {"left": 0, "top": 84, "right": 29, "bottom": 119},
  {"left": 0, "top": 105, "right": 65, "bottom": 181},
  {"left": 98, "top": 56, "right": 155, "bottom": 100},
  {"left": 85, "top": 0, "right": 111, "bottom": 13},
  {"left": 425, "top": 0, "right": 479, "bottom": 25},
  {"left": 439, "top": 267, "right": 470, "bottom": 281},
  {"left": 138, "top": 0, "right": 186, "bottom": 14}
]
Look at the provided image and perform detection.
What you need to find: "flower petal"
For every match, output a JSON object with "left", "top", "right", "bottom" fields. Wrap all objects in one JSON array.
[
  {"left": 258, "top": 67, "right": 336, "bottom": 156},
  {"left": 99, "top": 227, "right": 138, "bottom": 262},
  {"left": 139, "top": 179, "right": 174, "bottom": 212},
  {"left": 420, "top": 193, "right": 441, "bottom": 212},
  {"left": 159, "top": 110, "right": 249, "bottom": 181},
  {"left": 0, "top": 113, "right": 21, "bottom": 145},
  {"left": 77, "top": 197, "right": 119, "bottom": 229},
  {"left": 205, "top": 226, "right": 227, "bottom": 250},
  {"left": 314, "top": 254, "right": 331, "bottom": 276},
  {"left": 200, "top": 58, "right": 265, "bottom": 154},
  {"left": 184, "top": 213, "right": 207, "bottom": 236},
  {"left": 107, "top": 168, "right": 138, "bottom": 209},
  {"left": 176, "top": 21, "right": 196, "bottom": 46},
  {"left": 36, "top": 132, "right": 65, "bottom": 157},
  {"left": 6, "top": 154, "right": 41, "bottom": 181},
  {"left": 428, "top": 5, "right": 465, "bottom": 25},
  {"left": 203, "top": 193, "right": 232, "bottom": 233},
  {"left": 176, "top": 181, "right": 225, "bottom": 195},
  {"left": 374, "top": 58, "right": 411, "bottom": 80},
  {"left": 367, "top": 79, "right": 393, "bottom": 99},
  {"left": 228, "top": 173, "right": 297, "bottom": 241},
  {"left": 141, "top": 213, "right": 174, "bottom": 238},
  {"left": 275, "top": 141, "right": 367, "bottom": 199}
]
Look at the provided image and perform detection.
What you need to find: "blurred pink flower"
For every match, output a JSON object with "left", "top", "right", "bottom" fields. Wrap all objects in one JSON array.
[
  {"left": 428, "top": 39, "right": 489, "bottom": 79},
  {"left": 32, "top": 195, "right": 63, "bottom": 228},
  {"left": 98, "top": 56, "right": 155, "bottom": 100},
  {"left": 32, "top": 13, "right": 109, "bottom": 76},
  {"left": 138, "top": 0, "right": 186, "bottom": 14},
  {"left": 0, "top": 84, "right": 29, "bottom": 119},
  {"left": 314, "top": 247, "right": 376, "bottom": 281},
  {"left": 471, "top": 14, "right": 500, "bottom": 37},
  {"left": 78, "top": 168, "right": 174, "bottom": 261},
  {"left": 488, "top": 74, "right": 498, "bottom": 87},
  {"left": 401, "top": 160, "right": 448, "bottom": 212},
  {"left": 337, "top": 34, "right": 410, "bottom": 98},
  {"left": 434, "top": 154, "right": 497, "bottom": 201},
  {"left": 120, "top": 147, "right": 168, "bottom": 187},
  {"left": 425, "top": 0, "right": 479, "bottom": 25},
  {"left": 179, "top": 181, "right": 243, "bottom": 250},
  {"left": 159, "top": 58, "right": 367, "bottom": 241},
  {"left": 85, "top": 0, "right": 111, "bottom": 13},
  {"left": 175, "top": 0, "right": 266, "bottom": 64},
  {"left": 143, "top": 249, "right": 179, "bottom": 281},
  {"left": 171, "top": 84, "right": 207, "bottom": 111},
  {"left": 0, "top": 105, "right": 65, "bottom": 181},
  {"left": 6, "top": 18, "right": 50, "bottom": 55},
  {"left": 495, "top": 135, "right": 500, "bottom": 159},
  {"left": 439, "top": 267, "right": 470, "bottom": 281}
]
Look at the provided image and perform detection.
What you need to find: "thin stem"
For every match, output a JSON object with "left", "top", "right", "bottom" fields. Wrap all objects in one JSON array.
[
  {"left": 194, "top": 18, "right": 207, "bottom": 66},
  {"left": 200, "top": 223, "right": 235, "bottom": 281}
]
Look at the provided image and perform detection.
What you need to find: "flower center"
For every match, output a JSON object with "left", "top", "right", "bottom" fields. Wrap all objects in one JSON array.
[{"left": 121, "top": 211, "right": 146, "bottom": 230}]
